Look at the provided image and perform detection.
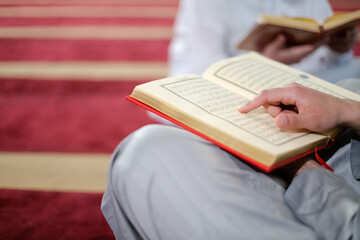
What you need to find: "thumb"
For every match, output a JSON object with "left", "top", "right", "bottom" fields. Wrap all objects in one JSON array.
[{"left": 275, "top": 112, "right": 303, "bottom": 130}]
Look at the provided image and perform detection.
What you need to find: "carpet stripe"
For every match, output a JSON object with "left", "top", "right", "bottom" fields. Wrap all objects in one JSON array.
[
  {"left": 328, "top": 0, "right": 360, "bottom": 10},
  {"left": 1, "top": 38, "right": 359, "bottom": 62},
  {"left": 0, "top": 6, "right": 177, "bottom": 18},
  {"left": 0, "top": 26, "right": 172, "bottom": 39},
  {"left": 0, "top": 152, "right": 111, "bottom": 192},
  {"left": 0, "top": 79, "right": 156, "bottom": 153},
  {"left": 0, "top": 17, "right": 174, "bottom": 26},
  {"left": 0, "top": 189, "right": 114, "bottom": 239},
  {"left": 0, "top": 0, "right": 178, "bottom": 6},
  {"left": 0, "top": 39, "right": 170, "bottom": 61},
  {"left": 0, "top": 61, "right": 168, "bottom": 80}
]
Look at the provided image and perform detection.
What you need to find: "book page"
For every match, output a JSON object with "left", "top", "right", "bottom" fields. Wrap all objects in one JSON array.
[
  {"left": 203, "top": 52, "right": 360, "bottom": 102},
  {"left": 323, "top": 10, "right": 360, "bottom": 30},
  {"left": 259, "top": 15, "right": 320, "bottom": 32},
  {"left": 131, "top": 74, "right": 328, "bottom": 167},
  {"left": 203, "top": 52, "right": 360, "bottom": 140},
  {"left": 160, "top": 77, "right": 307, "bottom": 145}
]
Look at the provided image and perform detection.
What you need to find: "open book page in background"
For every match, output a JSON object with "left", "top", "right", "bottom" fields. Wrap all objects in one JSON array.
[{"left": 324, "top": 9, "right": 360, "bottom": 30}]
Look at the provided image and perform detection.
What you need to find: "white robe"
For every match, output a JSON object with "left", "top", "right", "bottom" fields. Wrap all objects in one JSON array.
[{"left": 168, "top": 0, "right": 360, "bottom": 83}]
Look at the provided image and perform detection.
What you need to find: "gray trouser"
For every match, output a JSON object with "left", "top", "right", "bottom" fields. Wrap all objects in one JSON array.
[{"left": 101, "top": 125, "right": 359, "bottom": 240}]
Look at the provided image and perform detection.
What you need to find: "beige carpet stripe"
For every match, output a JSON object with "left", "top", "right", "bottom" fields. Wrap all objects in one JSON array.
[
  {"left": 0, "top": 0, "right": 178, "bottom": 6},
  {"left": 0, "top": 61, "right": 168, "bottom": 80},
  {"left": 0, "top": 26, "right": 172, "bottom": 40},
  {"left": 0, "top": 152, "right": 112, "bottom": 192},
  {"left": 0, "top": 6, "right": 177, "bottom": 18}
]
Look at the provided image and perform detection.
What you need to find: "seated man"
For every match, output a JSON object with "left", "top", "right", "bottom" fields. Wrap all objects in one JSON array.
[{"left": 102, "top": 82, "right": 360, "bottom": 239}]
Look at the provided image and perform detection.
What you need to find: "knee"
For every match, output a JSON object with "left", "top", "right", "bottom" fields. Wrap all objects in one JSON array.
[
  {"left": 110, "top": 124, "right": 184, "bottom": 177},
  {"left": 128, "top": 124, "right": 194, "bottom": 150},
  {"left": 131, "top": 124, "right": 178, "bottom": 145},
  {"left": 109, "top": 124, "right": 189, "bottom": 200}
]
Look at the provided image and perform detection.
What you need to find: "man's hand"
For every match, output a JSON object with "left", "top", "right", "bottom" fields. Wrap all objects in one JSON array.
[
  {"left": 327, "top": 25, "right": 358, "bottom": 53},
  {"left": 261, "top": 34, "right": 317, "bottom": 64},
  {"left": 238, "top": 83, "right": 360, "bottom": 134},
  {"left": 276, "top": 157, "right": 321, "bottom": 184}
]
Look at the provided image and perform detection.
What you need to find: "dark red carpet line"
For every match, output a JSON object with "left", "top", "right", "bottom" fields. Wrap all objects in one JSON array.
[
  {"left": 0, "top": 4, "right": 178, "bottom": 7},
  {"left": 0, "top": 39, "right": 170, "bottom": 61},
  {"left": 0, "top": 188, "right": 114, "bottom": 240},
  {"left": 0, "top": 17, "right": 174, "bottom": 26},
  {"left": 0, "top": 79, "right": 157, "bottom": 153},
  {"left": 0, "top": 0, "right": 179, "bottom": 7},
  {"left": 329, "top": 0, "right": 360, "bottom": 10}
]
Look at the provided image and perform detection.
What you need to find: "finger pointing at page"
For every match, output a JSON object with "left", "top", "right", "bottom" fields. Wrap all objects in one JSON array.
[{"left": 237, "top": 83, "right": 348, "bottom": 132}]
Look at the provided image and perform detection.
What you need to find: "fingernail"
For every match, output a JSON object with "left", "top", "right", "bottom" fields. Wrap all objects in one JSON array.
[
  {"left": 276, "top": 115, "right": 287, "bottom": 128},
  {"left": 237, "top": 104, "right": 246, "bottom": 112}
]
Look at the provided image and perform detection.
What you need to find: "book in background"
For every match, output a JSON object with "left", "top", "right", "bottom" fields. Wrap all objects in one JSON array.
[{"left": 237, "top": 9, "right": 360, "bottom": 52}]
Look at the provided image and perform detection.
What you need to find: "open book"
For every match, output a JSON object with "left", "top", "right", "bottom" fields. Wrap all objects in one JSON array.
[
  {"left": 127, "top": 52, "right": 360, "bottom": 172},
  {"left": 237, "top": 9, "right": 360, "bottom": 51}
]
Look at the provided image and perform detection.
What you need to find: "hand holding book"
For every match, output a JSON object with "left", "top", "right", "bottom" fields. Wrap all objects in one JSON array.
[
  {"left": 237, "top": 10, "right": 360, "bottom": 54},
  {"left": 327, "top": 25, "right": 358, "bottom": 53},
  {"left": 260, "top": 34, "right": 317, "bottom": 64}
]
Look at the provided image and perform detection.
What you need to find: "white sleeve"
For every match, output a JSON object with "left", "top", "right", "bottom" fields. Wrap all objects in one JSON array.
[{"left": 168, "top": 0, "right": 229, "bottom": 76}]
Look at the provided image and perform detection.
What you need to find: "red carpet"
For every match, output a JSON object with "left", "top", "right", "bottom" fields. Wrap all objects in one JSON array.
[
  {"left": 0, "top": 189, "right": 114, "bottom": 240},
  {"left": 0, "top": 39, "right": 169, "bottom": 61},
  {"left": 0, "top": 79, "right": 157, "bottom": 153},
  {"left": 0, "top": 0, "right": 177, "bottom": 239},
  {"left": 0, "top": 18, "right": 174, "bottom": 26}
]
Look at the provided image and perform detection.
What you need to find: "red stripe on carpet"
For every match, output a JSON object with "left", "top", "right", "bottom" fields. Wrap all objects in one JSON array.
[
  {"left": 0, "top": 39, "right": 170, "bottom": 61},
  {"left": 0, "top": 38, "right": 356, "bottom": 62},
  {"left": 354, "top": 43, "right": 360, "bottom": 56},
  {"left": 0, "top": 3, "right": 178, "bottom": 7},
  {"left": 0, "top": 188, "right": 114, "bottom": 239},
  {"left": 332, "top": 8, "right": 360, "bottom": 11},
  {"left": 0, "top": 17, "right": 174, "bottom": 26},
  {"left": 329, "top": 0, "right": 360, "bottom": 11},
  {"left": 0, "top": 0, "right": 178, "bottom": 6},
  {"left": 0, "top": 79, "right": 157, "bottom": 153}
]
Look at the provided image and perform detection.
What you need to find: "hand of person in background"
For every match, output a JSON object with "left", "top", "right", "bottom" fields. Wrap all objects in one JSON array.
[
  {"left": 238, "top": 83, "right": 360, "bottom": 135},
  {"left": 261, "top": 34, "right": 317, "bottom": 64},
  {"left": 327, "top": 25, "right": 358, "bottom": 53}
]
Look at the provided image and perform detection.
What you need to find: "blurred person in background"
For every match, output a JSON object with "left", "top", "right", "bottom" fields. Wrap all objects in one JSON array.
[
  {"left": 150, "top": 0, "right": 359, "bottom": 124},
  {"left": 168, "top": 0, "right": 360, "bottom": 83}
]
